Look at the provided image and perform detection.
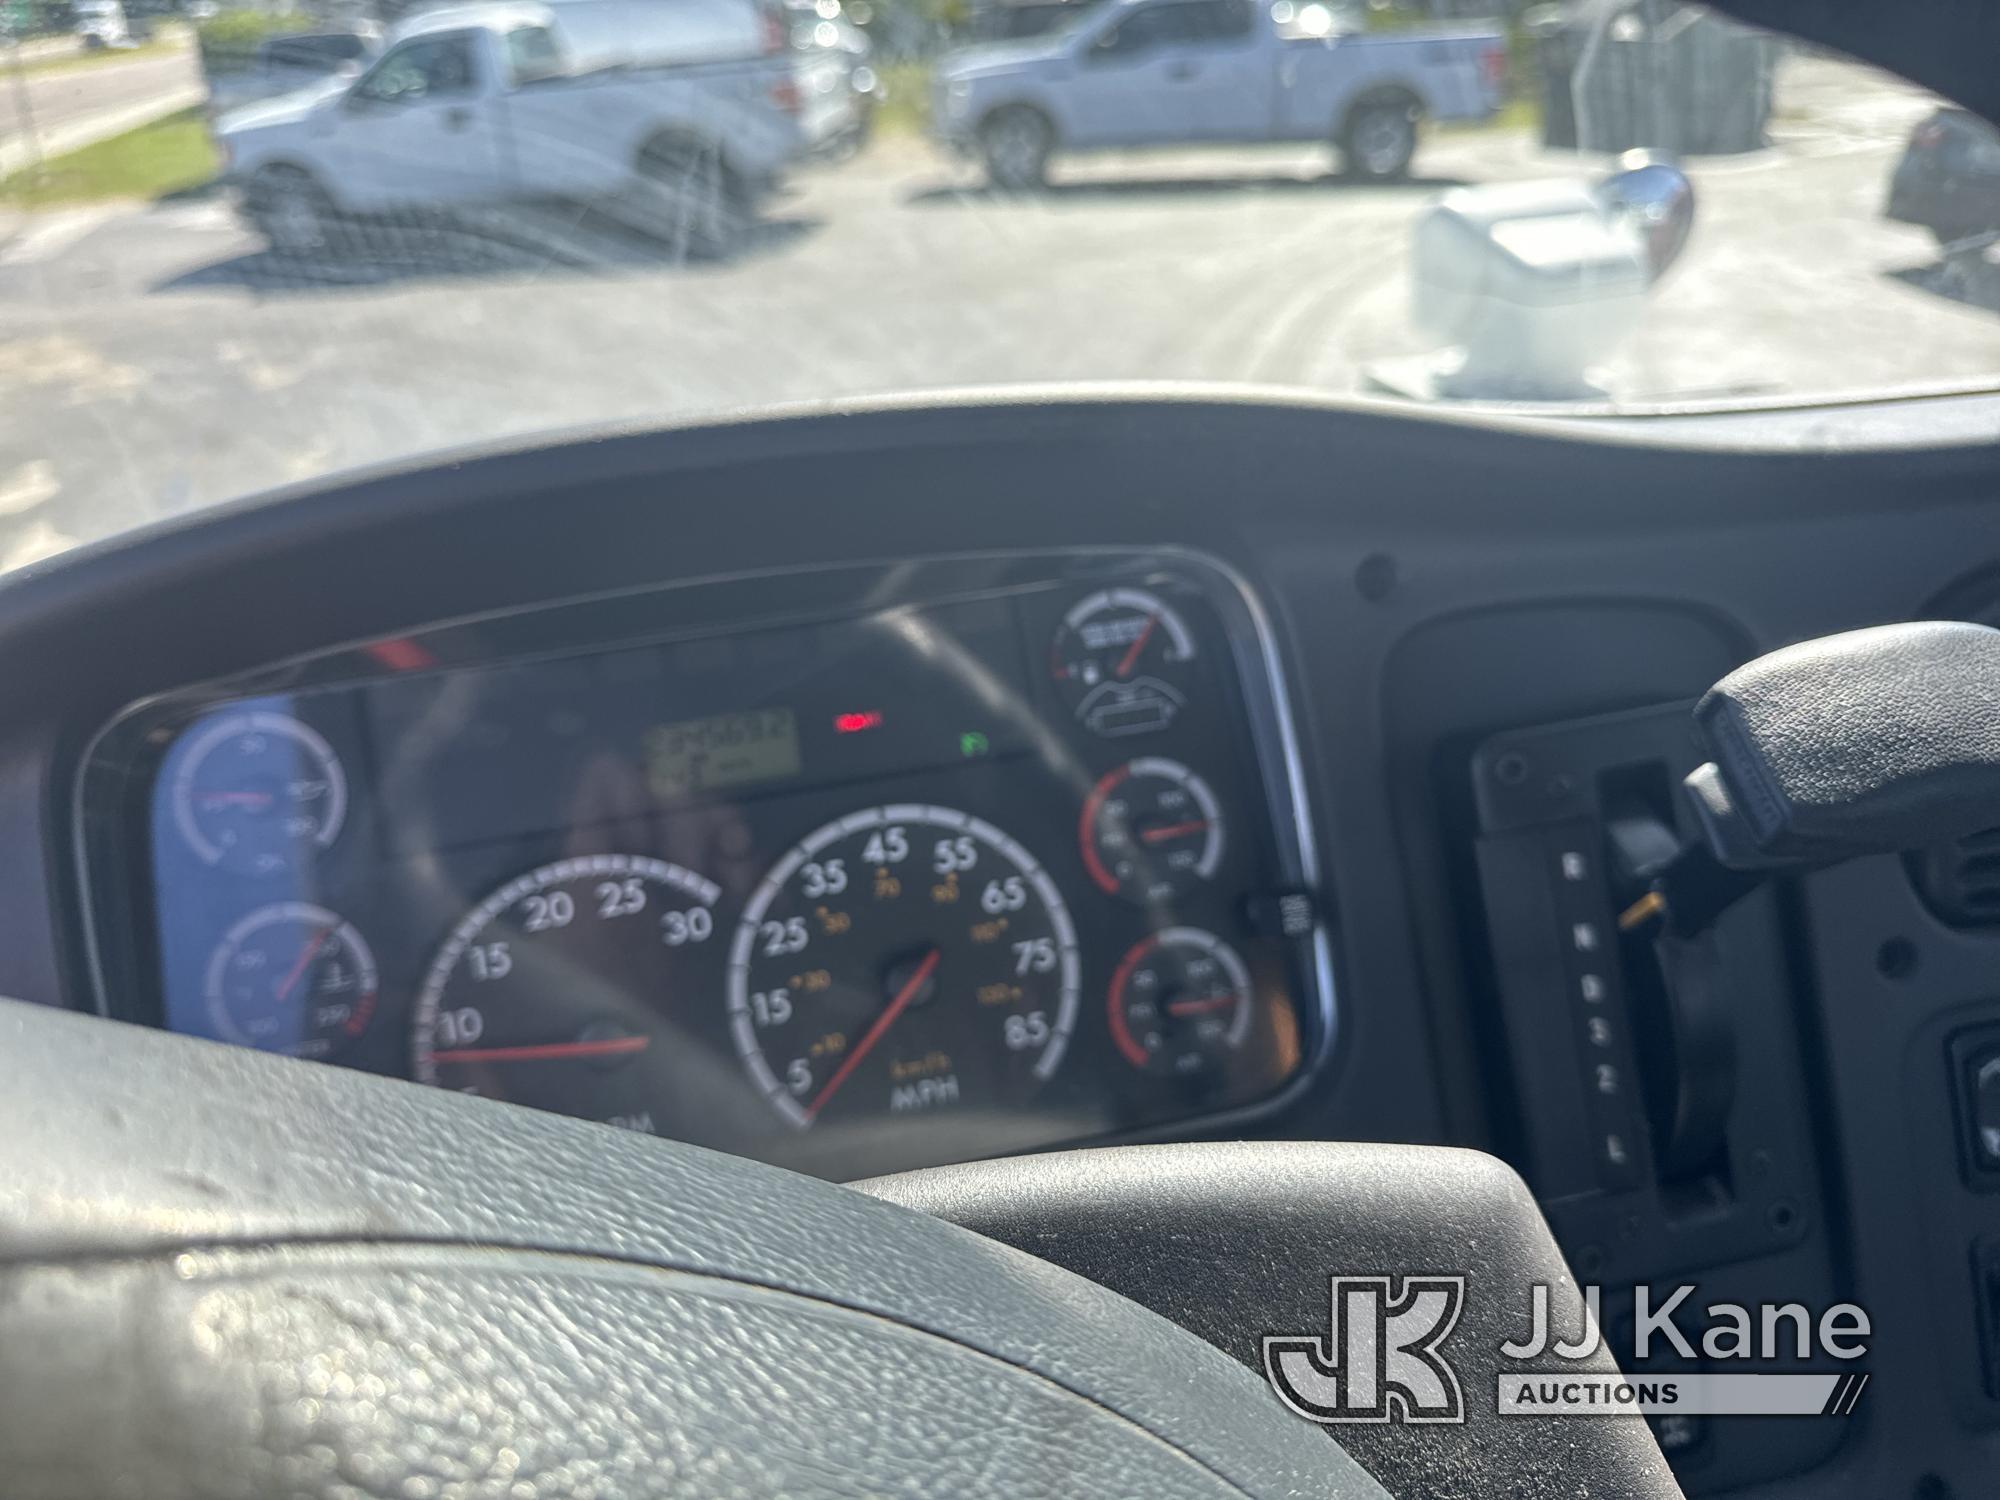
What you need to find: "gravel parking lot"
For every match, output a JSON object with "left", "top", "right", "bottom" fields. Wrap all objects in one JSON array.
[{"left": 0, "top": 51, "right": 1995, "bottom": 567}]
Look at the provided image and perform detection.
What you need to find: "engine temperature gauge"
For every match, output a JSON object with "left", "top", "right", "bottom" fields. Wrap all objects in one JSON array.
[
  {"left": 1081, "top": 757, "right": 1225, "bottom": 906},
  {"left": 1108, "top": 927, "right": 1252, "bottom": 1077},
  {"left": 1050, "top": 587, "right": 1196, "bottom": 737}
]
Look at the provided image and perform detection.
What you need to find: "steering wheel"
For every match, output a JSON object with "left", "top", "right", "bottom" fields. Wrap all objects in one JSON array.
[{"left": 0, "top": 999, "right": 1388, "bottom": 1499}]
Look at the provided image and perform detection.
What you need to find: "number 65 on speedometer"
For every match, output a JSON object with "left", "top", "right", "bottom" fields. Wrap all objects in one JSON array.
[{"left": 728, "top": 805, "right": 1081, "bottom": 1129}]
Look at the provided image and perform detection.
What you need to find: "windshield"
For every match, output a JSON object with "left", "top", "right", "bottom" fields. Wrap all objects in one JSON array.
[{"left": 1, "top": 1, "right": 1997, "bottom": 567}]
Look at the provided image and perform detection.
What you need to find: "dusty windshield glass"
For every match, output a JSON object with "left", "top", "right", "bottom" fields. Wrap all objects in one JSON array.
[{"left": 1, "top": 0, "right": 1996, "bottom": 566}]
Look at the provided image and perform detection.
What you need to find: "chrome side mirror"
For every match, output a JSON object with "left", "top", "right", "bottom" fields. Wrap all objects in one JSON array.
[{"left": 1595, "top": 150, "right": 1695, "bottom": 282}]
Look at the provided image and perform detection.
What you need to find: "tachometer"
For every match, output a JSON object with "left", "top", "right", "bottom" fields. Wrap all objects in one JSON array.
[
  {"left": 411, "top": 854, "right": 721, "bottom": 1130},
  {"left": 729, "top": 805, "right": 1080, "bottom": 1129},
  {"left": 203, "top": 901, "right": 377, "bottom": 1059},
  {"left": 171, "top": 710, "right": 346, "bottom": 876}
]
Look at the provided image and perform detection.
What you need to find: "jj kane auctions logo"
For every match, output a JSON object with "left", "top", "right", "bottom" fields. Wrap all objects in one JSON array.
[{"left": 1265, "top": 1277, "right": 1871, "bottom": 1424}]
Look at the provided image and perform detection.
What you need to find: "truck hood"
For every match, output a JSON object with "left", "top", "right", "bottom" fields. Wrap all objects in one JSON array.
[
  {"left": 216, "top": 77, "right": 349, "bottom": 137},
  {"left": 937, "top": 38, "right": 1068, "bottom": 81}
]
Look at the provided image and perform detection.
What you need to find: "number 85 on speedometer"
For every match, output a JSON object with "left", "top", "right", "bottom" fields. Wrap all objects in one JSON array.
[{"left": 728, "top": 806, "right": 1081, "bottom": 1129}]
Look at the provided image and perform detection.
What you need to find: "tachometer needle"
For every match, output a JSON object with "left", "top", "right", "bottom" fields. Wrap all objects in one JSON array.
[
  {"left": 430, "top": 1036, "right": 652, "bottom": 1065},
  {"left": 806, "top": 946, "right": 940, "bottom": 1120},
  {"left": 1115, "top": 613, "right": 1159, "bottom": 680}
]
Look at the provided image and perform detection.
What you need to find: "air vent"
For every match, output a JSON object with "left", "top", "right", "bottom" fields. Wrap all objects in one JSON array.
[{"left": 1913, "top": 828, "right": 2000, "bottom": 927}]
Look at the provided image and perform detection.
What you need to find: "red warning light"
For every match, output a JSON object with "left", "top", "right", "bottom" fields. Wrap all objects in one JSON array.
[
  {"left": 834, "top": 709, "right": 884, "bottom": 735},
  {"left": 365, "top": 637, "right": 437, "bottom": 672}
]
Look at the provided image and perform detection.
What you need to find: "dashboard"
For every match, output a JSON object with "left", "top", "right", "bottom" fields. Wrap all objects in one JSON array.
[
  {"left": 7, "top": 387, "right": 2000, "bottom": 1498},
  {"left": 76, "top": 556, "right": 1326, "bottom": 1179}
]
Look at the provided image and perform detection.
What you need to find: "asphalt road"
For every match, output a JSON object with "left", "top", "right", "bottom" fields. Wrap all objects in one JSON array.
[
  {"left": 0, "top": 51, "right": 1995, "bottom": 569},
  {"left": 0, "top": 41, "right": 203, "bottom": 171}
]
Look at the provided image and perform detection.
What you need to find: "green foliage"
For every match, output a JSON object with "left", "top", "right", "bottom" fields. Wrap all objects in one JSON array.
[
  {"left": 195, "top": 8, "right": 312, "bottom": 74},
  {"left": 0, "top": 107, "right": 218, "bottom": 206},
  {"left": 1358, "top": 3, "right": 1430, "bottom": 34},
  {"left": 1504, "top": 15, "right": 1539, "bottom": 102},
  {"left": 2, "top": 2, "right": 77, "bottom": 41},
  {"left": 873, "top": 59, "right": 932, "bottom": 135},
  {"left": 873, "top": 0, "right": 965, "bottom": 33}
]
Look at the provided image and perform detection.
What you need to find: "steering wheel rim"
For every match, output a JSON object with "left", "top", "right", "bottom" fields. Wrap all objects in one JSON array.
[{"left": 0, "top": 999, "right": 1387, "bottom": 1499}]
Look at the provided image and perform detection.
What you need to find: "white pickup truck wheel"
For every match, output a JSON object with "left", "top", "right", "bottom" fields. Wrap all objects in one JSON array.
[
  {"left": 635, "top": 138, "right": 747, "bottom": 260},
  {"left": 247, "top": 166, "right": 336, "bottom": 259},
  {"left": 980, "top": 106, "right": 1054, "bottom": 191},
  {"left": 1341, "top": 97, "right": 1419, "bottom": 181}
]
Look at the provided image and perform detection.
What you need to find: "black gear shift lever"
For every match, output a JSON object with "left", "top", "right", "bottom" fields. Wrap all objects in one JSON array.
[{"left": 1630, "top": 621, "right": 2000, "bottom": 938}]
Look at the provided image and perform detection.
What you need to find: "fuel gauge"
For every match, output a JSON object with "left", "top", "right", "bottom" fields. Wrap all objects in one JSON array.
[{"left": 1051, "top": 587, "right": 1196, "bottom": 737}]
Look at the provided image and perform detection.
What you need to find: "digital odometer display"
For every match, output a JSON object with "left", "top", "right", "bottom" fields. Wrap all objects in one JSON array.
[
  {"left": 130, "top": 572, "right": 1319, "bottom": 1180},
  {"left": 646, "top": 708, "right": 802, "bottom": 799}
]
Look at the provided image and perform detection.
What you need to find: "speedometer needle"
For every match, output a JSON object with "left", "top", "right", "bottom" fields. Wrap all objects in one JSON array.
[{"left": 806, "top": 946, "right": 940, "bottom": 1121}]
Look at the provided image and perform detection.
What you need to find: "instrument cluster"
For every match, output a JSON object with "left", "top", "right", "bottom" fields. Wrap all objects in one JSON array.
[{"left": 80, "top": 558, "right": 1330, "bottom": 1179}]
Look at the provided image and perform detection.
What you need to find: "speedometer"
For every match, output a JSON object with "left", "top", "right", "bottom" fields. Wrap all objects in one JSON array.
[
  {"left": 729, "top": 805, "right": 1080, "bottom": 1129},
  {"left": 411, "top": 854, "right": 721, "bottom": 1130}
]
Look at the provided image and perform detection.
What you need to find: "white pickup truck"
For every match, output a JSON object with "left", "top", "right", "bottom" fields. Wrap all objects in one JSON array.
[
  {"left": 217, "top": 0, "right": 805, "bottom": 259},
  {"left": 933, "top": 0, "right": 1505, "bottom": 188}
]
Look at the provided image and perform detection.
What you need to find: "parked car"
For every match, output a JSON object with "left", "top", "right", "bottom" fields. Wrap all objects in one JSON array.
[
  {"left": 204, "top": 28, "right": 382, "bottom": 121},
  {"left": 1887, "top": 105, "right": 2000, "bottom": 249},
  {"left": 73, "top": 0, "right": 135, "bottom": 49},
  {"left": 217, "top": 0, "right": 805, "bottom": 260},
  {"left": 933, "top": 0, "right": 1504, "bottom": 188}
]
